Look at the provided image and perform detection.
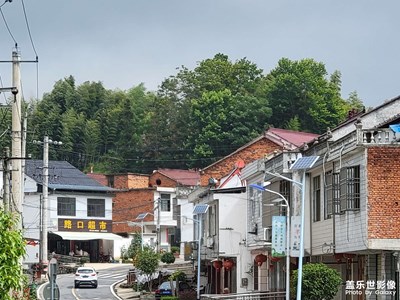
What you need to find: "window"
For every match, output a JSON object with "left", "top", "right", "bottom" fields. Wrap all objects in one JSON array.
[
  {"left": 249, "top": 184, "right": 261, "bottom": 218},
  {"left": 87, "top": 199, "right": 105, "bottom": 217},
  {"left": 208, "top": 206, "right": 216, "bottom": 236},
  {"left": 340, "top": 166, "right": 361, "bottom": 212},
  {"left": 279, "top": 180, "right": 291, "bottom": 216},
  {"left": 160, "top": 193, "right": 171, "bottom": 212},
  {"left": 312, "top": 175, "right": 321, "bottom": 222},
  {"left": 326, "top": 171, "right": 341, "bottom": 217},
  {"left": 57, "top": 197, "right": 76, "bottom": 216}
]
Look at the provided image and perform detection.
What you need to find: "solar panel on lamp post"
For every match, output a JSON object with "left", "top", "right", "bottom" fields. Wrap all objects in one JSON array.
[
  {"left": 136, "top": 212, "right": 154, "bottom": 250},
  {"left": 289, "top": 156, "right": 319, "bottom": 300},
  {"left": 249, "top": 183, "right": 291, "bottom": 300},
  {"left": 193, "top": 204, "right": 209, "bottom": 300}
]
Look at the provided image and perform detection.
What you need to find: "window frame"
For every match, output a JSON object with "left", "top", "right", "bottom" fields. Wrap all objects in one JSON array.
[
  {"left": 87, "top": 198, "right": 106, "bottom": 217},
  {"left": 312, "top": 175, "right": 321, "bottom": 222},
  {"left": 160, "top": 193, "right": 171, "bottom": 212},
  {"left": 340, "top": 165, "right": 361, "bottom": 212},
  {"left": 57, "top": 197, "right": 76, "bottom": 216}
]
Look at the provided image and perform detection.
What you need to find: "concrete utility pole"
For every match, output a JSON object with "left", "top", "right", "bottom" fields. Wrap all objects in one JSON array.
[
  {"left": 11, "top": 49, "right": 22, "bottom": 229},
  {"left": 3, "top": 147, "right": 10, "bottom": 211},
  {"left": 42, "top": 136, "right": 49, "bottom": 266},
  {"left": 34, "top": 136, "right": 62, "bottom": 268},
  {"left": 156, "top": 197, "right": 161, "bottom": 252}
]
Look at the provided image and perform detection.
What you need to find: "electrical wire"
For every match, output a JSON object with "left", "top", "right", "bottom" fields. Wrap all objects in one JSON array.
[
  {"left": 0, "top": 5, "right": 17, "bottom": 46},
  {"left": 21, "top": 0, "right": 37, "bottom": 57},
  {"left": 20, "top": 0, "right": 40, "bottom": 100}
]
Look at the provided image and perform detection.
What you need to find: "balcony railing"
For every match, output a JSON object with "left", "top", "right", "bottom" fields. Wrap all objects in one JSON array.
[{"left": 356, "top": 128, "right": 399, "bottom": 145}]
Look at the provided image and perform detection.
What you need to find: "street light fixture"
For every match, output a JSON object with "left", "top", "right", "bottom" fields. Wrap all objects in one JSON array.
[
  {"left": 264, "top": 156, "right": 318, "bottom": 300},
  {"left": 135, "top": 212, "right": 154, "bottom": 250},
  {"left": 193, "top": 204, "right": 209, "bottom": 300},
  {"left": 250, "top": 183, "right": 290, "bottom": 300}
]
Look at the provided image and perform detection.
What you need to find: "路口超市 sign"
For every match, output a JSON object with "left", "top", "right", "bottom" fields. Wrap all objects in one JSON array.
[{"left": 58, "top": 218, "right": 111, "bottom": 233}]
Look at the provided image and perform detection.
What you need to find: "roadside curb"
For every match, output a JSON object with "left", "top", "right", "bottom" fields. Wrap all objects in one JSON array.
[
  {"left": 36, "top": 282, "right": 47, "bottom": 300},
  {"left": 110, "top": 278, "right": 125, "bottom": 300}
]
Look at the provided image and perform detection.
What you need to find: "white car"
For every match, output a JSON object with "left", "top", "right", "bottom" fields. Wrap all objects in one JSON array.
[{"left": 74, "top": 267, "right": 98, "bottom": 288}]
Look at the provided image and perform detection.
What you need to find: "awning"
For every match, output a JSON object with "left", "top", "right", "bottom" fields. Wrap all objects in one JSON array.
[{"left": 50, "top": 231, "right": 125, "bottom": 241}]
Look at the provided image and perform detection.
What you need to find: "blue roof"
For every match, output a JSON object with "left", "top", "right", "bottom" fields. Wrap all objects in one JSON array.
[{"left": 25, "top": 160, "right": 115, "bottom": 193}]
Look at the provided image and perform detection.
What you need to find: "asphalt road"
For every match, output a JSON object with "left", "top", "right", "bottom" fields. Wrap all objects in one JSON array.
[{"left": 40, "top": 264, "right": 132, "bottom": 300}]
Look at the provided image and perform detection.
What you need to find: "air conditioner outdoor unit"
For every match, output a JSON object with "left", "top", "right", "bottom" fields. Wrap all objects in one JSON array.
[{"left": 263, "top": 227, "right": 272, "bottom": 243}]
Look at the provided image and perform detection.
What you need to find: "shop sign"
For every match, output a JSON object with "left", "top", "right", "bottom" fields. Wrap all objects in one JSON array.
[{"left": 58, "top": 218, "right": 111, "bottom": 233}]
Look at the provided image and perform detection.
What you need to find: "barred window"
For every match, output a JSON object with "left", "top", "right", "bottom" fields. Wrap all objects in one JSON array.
[
  {"left": 160, "top": 193, "right": 171, "bottom": 212},
  {"left": 57, "top": 197, "right": 76, "bottom": 216},
  {"left": 279, "top": 180, "right": 291, "bottom": 216},
  {"left": 312, "top": 176, "right": 321, "bottom": 222},
  {"left": 326, "top": 171, "right": 341, "bottom": 217},
  {"left": 340, "top": 166, "right": 360, "bottom": 212},
  {"left": 87, "top": 199, "right": 105, "bottom": 217}
]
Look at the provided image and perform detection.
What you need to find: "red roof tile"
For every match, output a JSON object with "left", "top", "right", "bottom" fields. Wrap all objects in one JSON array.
[
  {"left": 266, "top": 128, "right": 319, "bottom": 148},
  {"left": 156, "top": 169, "right": 200, "bottom": 186}
]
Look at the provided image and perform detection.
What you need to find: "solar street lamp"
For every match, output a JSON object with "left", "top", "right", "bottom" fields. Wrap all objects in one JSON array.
[
  {"left": 193, "top": 204, "right": 209, "bottom": 300},
  {"left": 135, "top": 212, "right": 153, "bottom": 250},
  {"left": 250, "top": 184, "right": 290, "bottom": 300}
]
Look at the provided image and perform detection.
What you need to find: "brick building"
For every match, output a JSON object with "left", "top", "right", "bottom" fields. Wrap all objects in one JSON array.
[
  {"left": 199, "top": 127, "right": 319, "bottom": 186},
  {"left": 244, "top": 96, "right": 400, "bottom": 299}
]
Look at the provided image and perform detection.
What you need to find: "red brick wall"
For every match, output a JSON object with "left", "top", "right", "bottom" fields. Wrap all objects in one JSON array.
[
  {"left": 112, "top": 189, "right": 155, "bottom": 233},
  {"left": 113, "top": 174, "right": 149, "bottom": 189},
  {"left": 149, "top": 172, "right": 177, "bottom": 188},
  {"left": 367, "top": 147, "right": 400, "bottom": 239},
  {"left": 199, "top": 138, "right": 280, "bottom": 186}
]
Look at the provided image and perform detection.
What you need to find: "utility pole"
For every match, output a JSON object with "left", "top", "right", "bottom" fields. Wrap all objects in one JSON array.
[
  {"left": 3, "top": 147, "right": 10, "bottom": 211},
  {"left": 11, "top": 49, "right": 22, "bottom": 230},
  {"left": 42, "top": 136, "right": 49, "bottom": 267},
  {"left": 156, "top": 197, "right": 161, "bottom": 252},
  {"left": 34, "top": 136, "right": 62, "bottom": 269}
]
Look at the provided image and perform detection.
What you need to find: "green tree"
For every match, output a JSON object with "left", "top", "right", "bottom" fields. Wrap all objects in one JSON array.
[
  {"left": 291, "top": 263, "right": 342, "bottom": 300},
  {"left": 265, "top": 58, "right": 351, "bottom": 134},
  {"left": 135, "top": 247, "right": 159, "bottom": 292},
  {"left": 0, "top": 212, "right": 26, "bottom": 299},
  {"left": 155, "top": 53, "right": 271, "bottom": 168},
  {"left": 126, "top": 232, "right": 142, "bottom": 261}
]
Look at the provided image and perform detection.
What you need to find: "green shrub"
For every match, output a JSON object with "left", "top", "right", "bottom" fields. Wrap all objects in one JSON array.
[
  {"left": 291, "top": 263, "right": 342, "bottom": 300},
  {"left": 161, "top": 252, "right": 176, "bottom": 264},
  {"left": 170, "top": 246, "right": 180, "bottom": 254},
  {"left": 169, "top": 270, "right": 186, "bottom": 281},
  {"left": 160, "top": 297, "right": 178, "bottom": 300}
]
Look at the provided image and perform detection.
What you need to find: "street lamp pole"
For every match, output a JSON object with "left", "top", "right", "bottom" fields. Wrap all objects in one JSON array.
[
  {"left": 193, "top": 204, "right": 209, "bottom": 300},
  {"left": 265, "top": 156, "right": 319, "bottom": 300},
  {"left": 250, "top": 184, "right": 290, "bottom": 300}
]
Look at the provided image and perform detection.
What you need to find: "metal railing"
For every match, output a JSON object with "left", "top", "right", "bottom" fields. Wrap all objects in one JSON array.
[{"left": 201, "top": 291, "right": 286, "bottom": 300}]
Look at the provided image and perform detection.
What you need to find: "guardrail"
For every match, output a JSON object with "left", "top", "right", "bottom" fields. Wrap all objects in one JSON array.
[{"left": 201, "top": 291, "right": 285, "bottom": 300}]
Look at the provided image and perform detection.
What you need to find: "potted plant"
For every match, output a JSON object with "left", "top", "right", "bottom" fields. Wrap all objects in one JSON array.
[{"left": 171, "top": 246, "right": 180, "bottom": 258}]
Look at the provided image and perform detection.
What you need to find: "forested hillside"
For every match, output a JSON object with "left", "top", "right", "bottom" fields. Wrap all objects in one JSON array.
[{"left": 1, "top": 54, "right": 363, "bottom": 174}]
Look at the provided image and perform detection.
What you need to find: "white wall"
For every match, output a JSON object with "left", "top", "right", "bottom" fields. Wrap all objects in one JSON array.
[{"left": 218, "top": 192, "right": 254, "bottom": 293}]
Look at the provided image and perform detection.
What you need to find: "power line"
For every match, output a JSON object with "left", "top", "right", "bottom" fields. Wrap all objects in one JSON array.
[
  {"left": 0, "top": 5, "right": 17, "bottom": 46},
  {"left": 20, "top": 0, "right": 39, "bottom": 100},
  {"left": 20, "top": 0, "right": 37, "bottom": 57}
]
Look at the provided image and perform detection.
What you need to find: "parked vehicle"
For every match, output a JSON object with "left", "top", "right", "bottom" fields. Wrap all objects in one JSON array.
[
  {"left": 155, "top": 280, "right": 192, "bottom": 299},
  {"left": 74, "top": 267, "right": 98, "bottom": 288}
]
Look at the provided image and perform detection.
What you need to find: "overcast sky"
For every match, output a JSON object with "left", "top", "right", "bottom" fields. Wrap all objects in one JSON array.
[{"left": 0, "top": 0, "right": 399, "bottom": 108}]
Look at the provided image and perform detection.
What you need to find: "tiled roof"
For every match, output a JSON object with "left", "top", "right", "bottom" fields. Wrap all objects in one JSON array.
[
  {"left": 201, "top": 128, "right": 319, "bottom": 171},
  {"left": 25, "top": 160, "right": 114, "bottom": 192},
  {"left": 155, "top": 169, "right": 200, "bottom": 186},
  {"left": 266, "top": 128, "right": 319, "bottom": 147}
]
